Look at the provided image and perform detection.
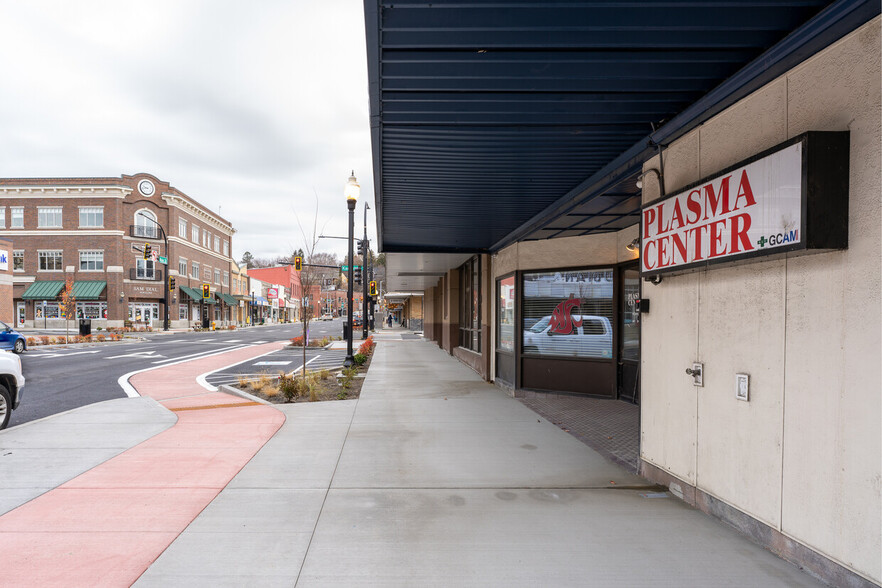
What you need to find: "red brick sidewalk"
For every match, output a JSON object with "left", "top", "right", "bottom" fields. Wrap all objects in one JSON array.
[{"left": 0, "top": 342, "right": 286, "bottom": 587}]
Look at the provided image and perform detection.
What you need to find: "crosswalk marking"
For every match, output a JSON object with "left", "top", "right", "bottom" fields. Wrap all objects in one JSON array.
[
  {"left": 28, "top": 350, "right": 101, "bottom": 359},
  {"left": 222, "top": 339, "right": 242, "bottom": 343}
]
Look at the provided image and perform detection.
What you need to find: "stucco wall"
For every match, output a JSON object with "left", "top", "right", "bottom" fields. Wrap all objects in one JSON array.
[{"left": 639, "top": 19, "right": 881, "bottom": 582}]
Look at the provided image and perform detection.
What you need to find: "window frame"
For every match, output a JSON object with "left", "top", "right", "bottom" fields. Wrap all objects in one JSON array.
[
  {"left": 10, "top": 207, "right": 23, "bottom": 229},
  {"left": 37, "top": 206, "right": 63, "bottom": 228},
  {"left": 79, "top": 249, "right": 104, "bottom": 271},
  {"left": 458, "top": 256, "right": 482, "bottom": 353},
  {"left": 12, "top": 250, "right": 24, "bottom": 272},
  {"left": 178, "top": 218, "right": 187, "bottom": 237},
  {"left": 191, "top": 225, "right": 199, "bottom": 243},
  {"left": 78, "top": 206, "right": 104, "bottom": 228},
  {"left": 38, "top": 250, "right": 63, "bottom": 272},
  {"left": 191, "top": 262, "right": 200, "bottom": 279},
  {"left": 179, "top": 258, "right": 187, "bottom": 276}
]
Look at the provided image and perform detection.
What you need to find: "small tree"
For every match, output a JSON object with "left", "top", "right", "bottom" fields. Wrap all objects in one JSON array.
[
  {"left": 294, "top": 198, "right": 328, "bottom": 401},
  {"left": 60, "top": 275, "right": 77, "bottom": 343}
]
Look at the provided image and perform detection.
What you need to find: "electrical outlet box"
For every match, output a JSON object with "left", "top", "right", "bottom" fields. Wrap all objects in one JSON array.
[
  {"left": 735, "top": 373, "right": 749, "bottom": 401},
  {"left": 690, "top": 362, "right": 703, "bottom": 387}
]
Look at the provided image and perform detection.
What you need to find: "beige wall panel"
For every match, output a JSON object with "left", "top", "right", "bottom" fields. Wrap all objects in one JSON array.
[
  {"left": 493, "top": 243, "right": 518, "bottom": 278},
  {"left": 615, "top": 224, "right": 640, "bottom": 264},
  {"left": 517, "top": 233, "right": 618, "bottom": 270},
  {"left": 697, "top": 79, "right": 788, "bottom": 177},
  {"left": 659, "top": 128, "right": 701, "bottom": 195},
  {"left": 781, "top": 19, "right": 881, "bottom": 581},
  {"left": 639, "top": 273, "right": 699, "bottom": 484},
  {"left": 696, "top": 261, "right": 786, "bottom": 528}
]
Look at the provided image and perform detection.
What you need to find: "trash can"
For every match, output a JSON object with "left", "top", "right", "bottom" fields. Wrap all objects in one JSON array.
[{"left": 78, "top": 319, "right": 91, "bottom": 336}]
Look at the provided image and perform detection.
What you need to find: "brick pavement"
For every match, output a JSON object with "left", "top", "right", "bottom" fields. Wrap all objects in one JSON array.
[{"left": 518, "top": 393, "right": 640, "bottom": 472}]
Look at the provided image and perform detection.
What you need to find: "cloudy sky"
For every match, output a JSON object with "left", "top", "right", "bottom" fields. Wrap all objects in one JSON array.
[{"left": 0, "top": 0, "right": 375, "bottom": 262}]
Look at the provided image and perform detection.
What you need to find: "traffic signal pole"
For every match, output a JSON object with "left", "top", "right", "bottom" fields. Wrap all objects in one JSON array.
[{"left": 362, "top": 203, "right": 369, "bottom": 339}]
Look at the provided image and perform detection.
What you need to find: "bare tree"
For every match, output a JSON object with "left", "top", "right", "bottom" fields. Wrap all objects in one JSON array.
[{"left": 293, "top": 199, "right": 329, "bottom": 400}]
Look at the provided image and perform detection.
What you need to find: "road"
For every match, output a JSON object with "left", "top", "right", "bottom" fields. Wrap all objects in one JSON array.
[{"left": 8, "top": 318, "right": 354, "bottom": 429}]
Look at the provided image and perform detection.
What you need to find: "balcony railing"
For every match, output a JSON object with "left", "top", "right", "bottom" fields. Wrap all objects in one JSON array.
[
  {"left": 129, "top": 268, "right": 163, "bottom": 281},
  {"left": 130, "top": 224, "right": 160, "bottom": 239}
]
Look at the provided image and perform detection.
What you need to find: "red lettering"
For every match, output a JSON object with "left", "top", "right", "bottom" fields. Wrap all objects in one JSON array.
[
  {"left": 671, "top": 232, "right": 688, "bottom": 265},
  {"left": 643, "top": 240, "right": 656, "bottom": 270},
  {"left": 643, "top": 208, "right": 655, "bottom": 239},
  {"left": 670, "top": 199, "right": 685, "bottom": 230},
  {"left": 689, "top": 225, "right": 706, "bottom": 261},
  {"left": 733, "top": 170, "right": 757, "bottom": 211},
  {"left": 730, "top": 213, "right": 753, "bottom": 253},
  {"left": 702, "top": 176, "right": 731, "bottom": 220},
  {"left": 686, "top": 190, "right": 702, "bottom": 224},
  {"left": 656, "top": 201, "right": 669, "bottom": 237},
  {"left": 658, "top": 236, "right": 670, "bottom": 267},
  {"left": 709, "top": 219, "right": 728, "bottom": 258}
]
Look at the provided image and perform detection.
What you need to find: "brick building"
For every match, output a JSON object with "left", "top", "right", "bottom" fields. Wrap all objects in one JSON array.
[{"left": 0, "top": 173, "right": 236, "bottom": 329}]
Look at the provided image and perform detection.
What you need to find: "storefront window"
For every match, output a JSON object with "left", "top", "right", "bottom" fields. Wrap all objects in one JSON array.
[
  {"left": 497, "top": 275, "right": 515, "bottom": 352},
  {"left": 522, "top": 269, "right": 613, "bottom": 358},
  {"left": 35, "top": 303, "right": 61, "bottom": 319},
  {"left": 459, "top": 256, "right": 481, "bottom": 352},
  {"left": 179, "top": 305, "right": 189, "bottom": 320},
  {"left": 76, "top": 302, "right": 106, "bottom": 319}
]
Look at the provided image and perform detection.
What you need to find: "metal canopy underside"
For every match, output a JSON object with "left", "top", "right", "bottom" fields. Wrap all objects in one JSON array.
[{"left": 366, "top": 0, "right": 857, "bottom": 253}]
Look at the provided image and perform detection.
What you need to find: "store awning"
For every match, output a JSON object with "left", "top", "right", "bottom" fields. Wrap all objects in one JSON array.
[
  {"left": 180, "top": 286, "right": 216, "bottom": 304},
  {"left": 21, "top": 281, "right": 64, "bottom": 300},
  {"left": 252, "top": 296, "right": 269, "bottom": 306},
  {"left": 233, "top": 294, "right": 252, "bottom": 302},
  {"left": 71, "top": 281, "right": 106, "bottom": 300},
  {"left": 179, "top": 286, "right": 201, "bottom": 302},
  {"left": 217, "top": 293, "right": 238, "bottom": 305}
]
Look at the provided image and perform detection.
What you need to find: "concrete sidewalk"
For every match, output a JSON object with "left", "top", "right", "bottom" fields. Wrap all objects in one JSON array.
[{"left": 0, "top": 337, "right": 823, "bottom": 586}]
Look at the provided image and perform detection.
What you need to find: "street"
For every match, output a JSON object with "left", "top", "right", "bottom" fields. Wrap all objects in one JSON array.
[{"left": 8, "top": 318, "right": 352, "bottom": 428}]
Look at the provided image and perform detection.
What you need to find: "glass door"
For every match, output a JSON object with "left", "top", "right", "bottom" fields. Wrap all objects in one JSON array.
[{"left": 618, "top": 265, "right": 641, "bottom": 404}]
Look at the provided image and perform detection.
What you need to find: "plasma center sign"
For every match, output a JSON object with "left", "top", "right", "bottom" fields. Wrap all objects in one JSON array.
[{"left": 641, "top": 132, "right": 849, "bottom": 276}]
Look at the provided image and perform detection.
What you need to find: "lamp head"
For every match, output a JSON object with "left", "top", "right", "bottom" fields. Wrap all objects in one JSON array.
[{"left": 344, "top": 171, "right": 360, "bottom": 203}]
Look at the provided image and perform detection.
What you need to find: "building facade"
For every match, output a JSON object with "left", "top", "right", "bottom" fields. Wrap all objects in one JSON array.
[
  {"left": 367, "top": 6, "right": 881, "bottom": 586},
  {"left": 0, "top": 173, "right": 236, "bottom": 329}
]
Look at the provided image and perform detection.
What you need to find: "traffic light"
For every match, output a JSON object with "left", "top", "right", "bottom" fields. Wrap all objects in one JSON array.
[
  {"left": 169, "top": 277, "right": 176, "bottom": 292},
  {"left": 202, "top": 283, "right": 211, "bottom": 299},
  {"left": 293, "top": 256, "right": 302, "bottom": 271},
  {"left": 369, "top": 281, "right": 377, "bottom": 296},
  {"left": 353, "top": 266, "right": 362, "bottom": 284},
  {"left": 357, "top": 239, "right": 365, "bottom": 257},
  {"left": 143, "top": 243, "right": 152, "bottom": 260}
]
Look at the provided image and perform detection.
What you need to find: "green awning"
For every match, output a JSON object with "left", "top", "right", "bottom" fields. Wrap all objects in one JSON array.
[
  {"left": 21, "top": 280, "right": 65, "bottom": 300},
  {"left": 217, "top": 293, "right": 238, "bottom": 305},
  {"left": 72, "top": 281, "right": 106, "bottom": 300},
  {"left": 180, "top": 286, "right": 215, "bottom": 304}
]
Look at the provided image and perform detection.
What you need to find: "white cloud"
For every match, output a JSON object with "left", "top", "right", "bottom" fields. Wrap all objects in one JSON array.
[{"left": 0, "top": 0, "right": 376, "bottom": 261}]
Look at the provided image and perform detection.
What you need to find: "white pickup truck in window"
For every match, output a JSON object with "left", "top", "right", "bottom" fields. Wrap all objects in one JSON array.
[{"left": 523, "top": 315, "right": 613, "bottom": 358}]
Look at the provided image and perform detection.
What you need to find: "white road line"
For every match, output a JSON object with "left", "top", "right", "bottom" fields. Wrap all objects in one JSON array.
[
  {"left": 106, "top": 351, "right": 163, "bottom": 360},
  {"left": 117, "top": 344, "right": 259, "bottom": 398},
  {"left": 291, "top": 355, "right": 320, "bottom": 375},
  {"left": 196, "top": 348, "right": 284, "bottom": 392},
  {"left": 222, "top": 339, "right": 242, "bottom": 343},
  {"left": 150, "top": 345, "right": 247, "bottom": 364},
  {"left": 29, "top": 350, "right": 101, "bottom": 358}
]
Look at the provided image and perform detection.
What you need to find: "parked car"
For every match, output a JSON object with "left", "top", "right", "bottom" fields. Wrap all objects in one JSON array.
[
  {"left": 352, "top": 313, "right": 363, "bottom": 327},
  {"left": 522, "top": 315, "right": 613, "bottom": 358},
  {"left": 0, "top": 321, "right": 26, "bottom": 354},
  {"left": 0, "top": 351, "right": 26, "bottom": 430},
  {"left": 320, "top": 313, "right": 334, "bottom": 321}
]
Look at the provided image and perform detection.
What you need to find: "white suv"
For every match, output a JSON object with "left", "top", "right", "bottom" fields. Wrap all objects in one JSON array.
[
  {"left": 0, "top": 351, "right": 25, "bottom": 430},
  {"left": 523, "top": 315, "right": 613, "bottom": 358}
]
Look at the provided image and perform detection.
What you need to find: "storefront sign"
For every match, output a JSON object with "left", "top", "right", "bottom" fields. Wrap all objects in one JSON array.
[
  {"left": 0, "top": 249, "right": 7, "bottom": 271},
  {"left": 641, "top": 132, "right": 849, "bottom": 276},
  {"left": 127, "top": 283, "right": 163, "bottom": 298},
  {"left": 267, "top": 288, "right": 278, "bottom": 299}
]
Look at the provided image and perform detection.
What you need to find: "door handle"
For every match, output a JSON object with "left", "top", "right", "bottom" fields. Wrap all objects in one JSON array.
[{"left": 685, "top": 367, "right": 701, "bottom": 376}]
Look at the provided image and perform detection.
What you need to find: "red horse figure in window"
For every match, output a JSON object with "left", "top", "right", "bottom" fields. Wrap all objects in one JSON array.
[{"left": 549, "top": 297, "right": 582, "bottom": 334}]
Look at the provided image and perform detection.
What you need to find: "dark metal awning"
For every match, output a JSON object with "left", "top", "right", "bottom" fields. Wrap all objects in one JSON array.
[{"left": 365, "top": 0, "right": 879, "bottom": 253}]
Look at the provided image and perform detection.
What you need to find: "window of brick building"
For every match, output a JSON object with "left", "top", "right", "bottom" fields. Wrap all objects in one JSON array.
[
  {"left": 223, "top": 271, "right": 229, "bottom": 286},
  {"left": 223, "top": 241, "right": 229, "bottom": 257},
  {"left": 0, "top": 207, "right": 5, "bottom": 228},
  {"left": 191, "top": 262, "right": 200, "bottom": 279},
  {"left": 38, "top": 207, "right": 63, "bottom": 228},
  {"left": 179, "top": 258, "right": 187, "bottom": 276},
  {"left": 12, "top": 250, "right": 23, "bottom": 271},
  {"left": 214, "top": 268, "right": 221, "bottom": 284},
  {"left": 214, "top": 235, "right": 220, "bottom": 252},
  {"left": 79, "top": 207, "right": 103, "bottom": 228},
  {"left": 79, "top": 250, "right": 104, "bottom": 271},
  {"left": 179, "top": 218, "right": 187, "bottom": 237},
  {"left": 10, "top": 207, "right": 23, "bottom": 229},
  {"left": 192, "top": 224, "right": 199, "bottom": 243},
  {"left": 38, "top": 250, "right": 63, "bottom": 271}
]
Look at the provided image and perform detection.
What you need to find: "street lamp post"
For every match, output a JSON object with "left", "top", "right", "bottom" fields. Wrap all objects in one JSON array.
[
  {"left": 344, "top": 171, "right": 359, "bottom": 367},
  {"left": 137, "top": 212, "right": 170, "bottom": 331},
  {"left": 362, "top": 202, "right": 370, "bottom": 339}
]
